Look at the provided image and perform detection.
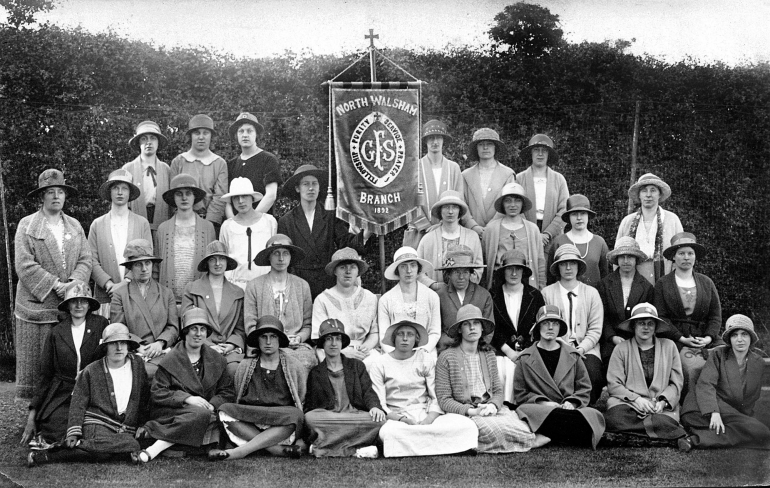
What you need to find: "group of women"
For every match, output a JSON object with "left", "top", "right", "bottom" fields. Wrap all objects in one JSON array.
[{"left": 16, "top": 117, "right": 769, "bottom": 468}]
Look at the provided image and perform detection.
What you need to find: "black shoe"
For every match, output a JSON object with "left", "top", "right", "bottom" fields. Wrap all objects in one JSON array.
[
  {"left": 677, "top": 436, "right": 693, "bottom": 453},
  {"left": 27, "top": 451, "right": 48, "bottom": 468},
  {"left": 283, "top": 445, "right": 302, "bottom": 459}
]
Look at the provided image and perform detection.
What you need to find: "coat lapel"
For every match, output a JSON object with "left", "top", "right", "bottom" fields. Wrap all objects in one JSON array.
[
  {"left": 465, "top": 166, "right": 485, "bottom": 216},
  {"left": 552, "top": 346, "right": 577, "bottom": 390},
  {"left": 524, "top": 348, "right": 563, "bottom": 399},
  {"left": 166, "top": 344, "right": 204, "bottom": 396},
  {"left": 58, "top": 317, "right": 77, "bottom": 356},
  {"left": 310, "top": 203, "right": 328, "bottom": 242},
  {"left": 128, "top": 280, "right": 155, "bottom": 335}
]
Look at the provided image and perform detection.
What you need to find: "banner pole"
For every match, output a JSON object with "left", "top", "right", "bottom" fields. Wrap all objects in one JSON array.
[{"left": 325, "top": 84, "right": 335, "bottom": 211}]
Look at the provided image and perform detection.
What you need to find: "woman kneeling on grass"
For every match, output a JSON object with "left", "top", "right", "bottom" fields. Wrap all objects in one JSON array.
[{"left": 28, "top": 323, "right": 150, "bottom": 467}]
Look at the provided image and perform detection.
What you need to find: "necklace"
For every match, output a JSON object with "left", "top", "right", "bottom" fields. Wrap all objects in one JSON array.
[{"left": 570, "top": 239, "right": 590, "bottom": 259}]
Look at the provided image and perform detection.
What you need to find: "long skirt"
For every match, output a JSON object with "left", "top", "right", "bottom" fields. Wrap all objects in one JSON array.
[
  {"left": 219, "top": 403, "right": 304, "bottom": 441},
  {"left": 473, "top": 406, "right": 535, "bottom": 453},
  {"left": 144, "top": 405, "right": 219, "bottom": 447},
  {"left": 378, "top": 413, "right": 478, "bottom": 458},
  {"left": 536, "top": 409, "right": 595, "bottom": 448},
  {"left": 36, "top": 398, "right": 71, "bottom": 446},
  {"left": 605, "top": 405, "right": 686, "bottom": 440},
  {"left": 305, "top": 409, "right": 384, "bottom": 457},
  {"left": 495, "top": 357, "right": 516, "bottom": 403},
  {"left": 15, "top": 318, "right": 54, "bottom": 400},
  {"left": 681, "top": 410, "right": 770, "bottom": 450}
]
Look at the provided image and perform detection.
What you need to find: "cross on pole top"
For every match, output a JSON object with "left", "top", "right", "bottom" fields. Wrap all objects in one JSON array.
[{"left": 365, "top": 29, "right": 379, "bottom": 49}]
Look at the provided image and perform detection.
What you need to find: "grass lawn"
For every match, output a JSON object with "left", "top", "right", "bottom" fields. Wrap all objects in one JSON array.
[{"left": 1, "top": 384, "right": 769, "bottom": 488}]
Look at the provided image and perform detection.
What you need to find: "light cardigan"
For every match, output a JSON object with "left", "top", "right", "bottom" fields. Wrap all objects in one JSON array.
[
  {"left": 541, "top": 281, "right": 604, "bottom": 359},
  {"left": 482, "top": 218, "right": 545, "bottom": 289},
  {"left": 435, "top": 347, "right": 503, "bottom": 416},
  {"left": 417, "top": 225, "right": 483, "bottom": 287},
  {"left": 410, "top": 156, "right": 464, "bottom": 230},
  {"left": 122, "top": 156, "right": 171, "bottom": 231},
  {"left": 460, "top": 162, "right": 516, "bottom": 230},
  {"left": 615, "top": 207, "right": 683, "bottom": 285},
  {"left": 606, "top": 337, "right": 683, "bottom": 419},
  {"left": 234, "top": 350, "right": 307, "bottom": 408},
  {"left": 244, "top": 273, "right": 312, "bottom": 336},
  {"left": 156, "top": 214, "right": 216, "bottom": 301},
  {"left": 516, "top": 166, "right": 569, "bottom": 239},
  {"left": 14, "top": 210, "right": 92, "bottom": 323},
  {"left": 377, "top": 282, "right": 441, "bottom": 354}
]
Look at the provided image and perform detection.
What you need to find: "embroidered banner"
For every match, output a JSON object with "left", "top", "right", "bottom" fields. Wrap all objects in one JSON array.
[{"left": 332, "top": 88, "right": 420, "bottom": 235}]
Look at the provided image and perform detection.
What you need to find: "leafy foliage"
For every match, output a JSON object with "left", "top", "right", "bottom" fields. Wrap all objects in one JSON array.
[
  {"left": 0, "top": 0, "right": 56, "bottom": 28},
  {"left": 489, "top": 2, "right": 565, "bottom": 57}
]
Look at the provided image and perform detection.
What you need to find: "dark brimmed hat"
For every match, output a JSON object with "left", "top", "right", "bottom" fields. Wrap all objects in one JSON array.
[
  {"left": 128, "top": 120, "right": 168, "bottom": 151},
  {"left": 384, "top": 246, "right": 433, "bottom": 281},
  {"left": 98, "top": 169, "right": 141, "bottom": 203},
  {"left": 197, "top": 240, "right": 238, "bottom": 273},
  {"left": 722, "top": 314, "right": 758, "bottom": 345},
  {"left": 58, "top": 282, "right": 99, "bottom": 313},
  {"left": 246, "top": 315, "right": 289, "bottom": 348},
  {"left": 430, "top": 190, "right": 468, "bottom": 221},
  {"left": 221, "top": 177, "right": 263, "bottom": 204},
  {"left": 520, "top": 134, "right": 559, "bottom": 164},
  {"left": 494, "top": 249, "right": 532, "bottom": 279},
  {"left": 382, "top": 320, "right": 429, "bottom": 348},
  {"left": 228, "top": 112, "right": 265, "bottom": 139},
  {"left": 316, "top": 318, "right": 351, "bottom": 349},
  {"left": 162, "top": 173, "right": 207, "bottom": 208},
  {"left": 532, "top": 305, "right": 568, "bottom": 340},
  {"left": 616, "top": 303, "right": 672, "bottom": 334},
  {"left": 185, "top": 114, "right": 217, "bottom": 137},
  {"left": 282, "top": 164, "right": 328, "bottom": 199},
  {"left": 494, "top": 182, "right": 533, "bottom": 214},
  {"left": 422, "top": 119, "right": 452, "bottom": 143},
  {"left": 100, "top": 323, "right": 141, "bottom": 351},
  {"left": 436, "top": 244, "right": 485, "bottom": 271},
  {"left": 325, "top": 247, "right": 368, "bottom": 276},
  {"left": 607, "top": 236, "right": 648, "bottom": 266},
  {"left": 549, "top": 244, "right": 587, "bottom": 278},
  {"left": 447, "top": 304, "right": 495, "bottom": 339},
  {"left": 28, "top": 169, "right": 78, "bottom": 198},
  {"left": 561, "top": 194, "right": 596, "bottom": 223},
  {"left": 181, "top": 307, "right": 219, "bottom": 337},
  {"left": 628, "top": 173, "right": 671, "bottom": 204},
  {"left": 467, "top": 128, "right": 507, "bottom": 162},
  {"left": 120, "top": 239, "right": 161, "bottom": 267},
  {"left": 663, "top": 232, "right": 706, "bottom": 261},
  {"left": 254, "top": 234, "right": 306, "bottom": 267}
]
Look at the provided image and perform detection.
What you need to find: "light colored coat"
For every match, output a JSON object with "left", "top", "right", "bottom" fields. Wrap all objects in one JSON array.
[
  {"left": 170, "top": 153, "right": 228, "bottom": 225},
  {"left": 516, "top": 166, "right": 569, "bottom": 239},
  {"left": 541, "top": 281, "right": 604, "bottom": 359},
  {"left": 122, "top": 156, "right": 171, "bottom": 231},
  {"left": 460, "top": 163, "right": 516, "bottom": 230},
  {"left": 482, "top": 218, "right": 545, "bottom": 289},
  {"left": 156, "top": 214, "right": 216, "bottom": 298},
  {"left": 417, "top": 225, "right": 483, "bottom": 287},
  {"left": 243, "top": 273, "right": 312, "bottom": 336},
  {"left": 110, "top": 279, "right": 178, "bottom": 346},
  {"left": 411, "top": 156, "right": 464, "bottom": 230},
  {"left": 181, "top": 276, "right": 245, "bottom": 350},
  {"left": 378, "top": 282, "right": 441, "bottom": 354},
  {"left": 615, "top": 207, "right": 683, "bottom": 284}
]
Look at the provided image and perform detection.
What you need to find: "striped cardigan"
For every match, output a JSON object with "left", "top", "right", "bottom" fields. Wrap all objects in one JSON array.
[{"left": 435, "top": 347, "right": 503, "bottom": 416}]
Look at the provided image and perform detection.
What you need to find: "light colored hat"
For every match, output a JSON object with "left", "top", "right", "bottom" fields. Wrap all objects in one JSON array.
[
  {"left": 520, "top": 134, "right": 559, "bottom": 164},
  {"left": 221, "top": 177, "right": 264, "bottom": 204},
  {"left": 607, "top": 236, "right": 648, "bottom": 265},
  {"left": 98, "top": 169, "right": 140, "bottom": 203},
  {"left": 197, "top": 240, "right": 238, "bottom": 273},
  {"left": 532, "top": 305, "right": 568, "bottom": 340},
  {"left": 316, "top": 318, "right": 351, "bottom": 349},
  {"left": 549, "top": 243, "right": 587, "bottom": 278},
  {"left": 128, "top": 120, "right": 168, "bottom": 151},
  {"left": 561, "top": 194, "right": 596, "bottom": 222},
  {"left": 57, "top": 281, "right": 99, "bottom": 313},
  {"left": 382, "top": 320, "right": 429, "bottom": 348},
  {"left": 325, "top": 247, "right": 368, "bottom": 276},
  {"left": 254, "top": 234, "right": 306, "bottom": 267},
  {"left": 181, "top": 307, "right": 219, "bottom": 337},
  {"left": 384, "top": 246, "right": 434, "bottom": 281},
  {"left": 436, "top": 244, "right": 485, "bottom": 271},
  {"left": 100, "top": 323, "right": 141, "bottom": 350},
  {"left": 616, "top": 303, "right": 672, "bottom": 334},
  {"left": 430, "top": 190, "right": 469, "bottom": 221},
  {"left": 467, "top": 128, "right": 507, "bottom": 161},
  {"left": 162, "top": 173, "right": 207, "bottom": 208},
  {"left": 281, "top": 164, "right": 328, "bottom": 199},
  {"left": 494, "top": 249, "right": 532, "bottom": 279},
  {"left": 628, "top": 173, "right": 672, "bottom": 204},
  {"left": 120, "top": 239, "right": 161, "bottom": 267},
  {"left": 28, "top": 169, "right": 77, "bottom": 198},
  {"left": 246, "top": 315, "right": 289, "bottom": 348},
  {"left": 185, "top": 114, "right": 217, "bottom": 137},
  {"left": 494, "top": 182, "right": 533, "bottom": 214},
  {"left": 228, "top": 112, "right": 265, "bottom": 139},
  {"left": 447, "top": 304, "right": 495, "bottom": 339},
  {"left": 663, "top": 232, "right": 706, "bottom": 261},
  {"left": 722, "top": 314, "right": 758, "bottom": 345},
  {"left": 422, "top": 119, "right": 452, "bottom": 142}
]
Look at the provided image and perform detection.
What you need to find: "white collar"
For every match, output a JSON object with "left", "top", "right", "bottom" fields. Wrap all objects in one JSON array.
[{"left": 181, "top": 150, "right": 220, "bottom": 166}]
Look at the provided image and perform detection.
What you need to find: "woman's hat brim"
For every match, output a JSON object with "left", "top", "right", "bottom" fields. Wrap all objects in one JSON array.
[
  {"left": 282, "top": 169, "right": 329, "bottom": 199},
  {"left": 519, "top": 144, "right": 559, "bottom": 164},
  {"left": 561, "top": 207, "right": 597, "bottom": 222},
  {"left": 100, "top": 333, "right": 142, "bottom": 351},
  {"left": 467, "top": 139, "right": 507, "bottom": 162},
  {"left": 382, "top": 321, "right": 429, "bottom": 348},
  {"left": 447, "top": 316, "right": 495, "bottom": 339},
  {"left": 121, "top": 256, "right": 162, "bottom": 267},
  {"left": 161, "top": 186, "right": 207, "bottom": 208},
  {"left": 28, "top": 184, "right": 78, "bottom": 199},
  {"left": 246, "top": 326, "right": 290, "bottom": 348},
  {"left": 129, "top": 131, "right": 169, "bottom": 152},
  {"left": 607, "top": 247, "right": 648, "bottom": 265},
  {"left": 229, "top": 118, "right": 265, "bottom": 139},
  {"left": 384, "top": 257, "right": 434, "bottom": 281},
  {"left": 98, "top": 179, "right": 141, "bottom": 203},
  {"left": 662, "top": 242, "right": 706, "bottom": 261},
  {"left": 197, "top": 252, "right": 238, "bottom": 273},
  {"left": 58, "top": 295, "right": 100, "bottom": 313},
  {"left": 494, "top": 193, "right": 533, "bottom": 214},
  {"left": 722, "top": 326, "right": 758, "bottom": 345},
  {"left": 549, "top": 255, "right": 587, "bottom": 278},
  {"left": 628, "top": 179, "right": 672, "bottom": 204},
  {"left": 254, "top": 243, "right": 306, "bottom": 267},
  {"left": 616, "top": 315, "right": 672, "bottom": 335},
  {"left": 430, "top": 197, "right": 468, "bottom": 221},
  {"left": 437, "top": 262, "right": 486, "bottom": 271},
  {"left": 220, "top": 191, "right": 264, "bottom": 204},
  {"left": 315, "top": 331, "right": 351, "bottom": 349},
  {"left": 324, "top": 257, "right": 369, "bottom": 277},
  {"left": 494, "top": 262, "right": 532, "bottom": 279},
  {"left": 531, "top": 317, "right": 568, "bottom": 340}
]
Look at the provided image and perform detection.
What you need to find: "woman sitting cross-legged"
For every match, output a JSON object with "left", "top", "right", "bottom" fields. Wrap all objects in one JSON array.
[
  {"left": 136, "top": 308, "right": 235, "bottom": 463},
  {"left": 435, "top": 305, "right": 538, "bottom": 454},
  {"left": 210, "top": 315, "right": 308, "bottom": 460},
  {"left": 304, "top": 319, "right": 386, "bottom": 458},
  {"left": 27, "top": 323, "right": 150, "bottom": 467}
]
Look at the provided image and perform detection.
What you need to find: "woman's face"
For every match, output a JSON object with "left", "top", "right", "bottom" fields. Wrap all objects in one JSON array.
[
  {"left": 504, "top": 265, "right": 524, "bottom": 286},
  {"left": 673, "top": 246, "right": 696, "bottom": 271},
  {"left": 185, "top": 324, "right": 208, "bottom": 349},
  {"left": 539, "top": 319, "right": 561, "bottom": 341},
  {"left": 237, "top": 124, "right": 258, "bottom": 149},
  {"left": 617, "top": 254, "right": 637, "bottom": 274},
  {"left": 322, "top": 333, "right": 343, "bottom": 358},
  {"left": 139, "top": 134, "right": 158, "bottom": 157},
  {"left": 190, "top": 128, "right": 212, "bottom": 152},
  {"left": 460, "top": 319, "right": 483, "bottom": 343},
  {"left": 426, "top": 135, "right": 443, "bottom": 154},
  {"left": 207, "top": 256, "right": 227, "bottom": 277},
  {"left": 558, "top": 260, "right": 579, "bottom": 281},
  {"left": 297, "top": 175, "right": 319, "bottom": 204},
  {"left": 639, "top": 184, "right": 660, "bottom": 209},
  {"left": 174, "top": 189, "right": 195, "bottom": 211},
  {"left": 440, "top": 204, "right": 460, "bottom": 223},
  {"left": 41, "top": 187, "right": 66, "bottom": 213},
  {"left": 110, "top": 182, "right": 131, "bottom": 206},
  {"left": 269, "top": 248, "right": 292, "bottom": 271},
  {"left": 334, "top": 262, "right": 359, "bottom": 288},
  {"left": 258, "top": 332, "right": 280, "bottom": 355},
  {"left": 502, "top": 195, "right": 523, "bottom": 217},
  {"left": 633, "top": 318, "right": 657, "bottom": 342},
  {"left": 569, "top": 211, "right": 589, "bottom": 231},
  {"left": 396, "top": 261, "right": 419, "bottom": 284},
  {"left": 131, "top": 260, "right": 153, "bottom": 284},
  {"left": 68, "top": 298, "right": 89, "bottom": 320},
  {"left": 531, "top": 146, "right": 549, "bottom": 167},
  {"left": 106, "top": 341, "right": 129, "bottom": 365},
  {"left": 449, "top": 268, "right": 471, "bottom": 291},
  {"left": 729, "top": 330, "right": 751, "bottom": 354},
  {"left": 233, "top": 194, "right": 254, "bottom": 214},
  {"left": 476, "top": 140, "right": 496, "bottom": 159},
  {"left": 394, "top": 326, "right": 418, "bottom": 352}
]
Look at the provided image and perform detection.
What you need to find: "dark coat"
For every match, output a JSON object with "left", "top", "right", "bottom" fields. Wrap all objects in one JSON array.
[
  {"left": 654, "top": 271, "right": 722, "bottom": 346},
  {"left": 304, "top": 355, "right": 382, "bottom": 413},
  {"left": 181, "top": 276, "right": 245, "bottom": 350},
  {"left": 490, "top": 282, "right": 544, "bottom": 353},
  {"left": 436, "top": 282, "right": 494, "bottom": 353},
  {"left": 596, "top": 270, "right": 655, "bottom": 361}
]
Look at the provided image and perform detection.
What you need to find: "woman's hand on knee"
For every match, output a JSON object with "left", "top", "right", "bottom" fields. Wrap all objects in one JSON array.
[{"left": 185, "top": 396, "right": 214, "bottom": 411}]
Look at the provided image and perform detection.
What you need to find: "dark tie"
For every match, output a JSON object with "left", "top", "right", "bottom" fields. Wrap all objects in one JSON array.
[
  {"left": 246, "top": 227, "right": 252, "bottom": 270},
  {"left": 145, "top": 166, "right": 157, "bottom": 186},
  {"left": 567, "top": 291, "right": 576, "bottom": 344}
]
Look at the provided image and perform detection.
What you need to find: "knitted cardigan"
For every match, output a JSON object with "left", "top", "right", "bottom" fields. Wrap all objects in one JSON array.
[
  {"left": 435, "top": 347, "right": 503, "bottom": 416},
  {"left": 243, "top": 273, "right": 312, "bottom": 336},
  {"left": 234, "top": 351, "right": 307, "bottom": 408}
]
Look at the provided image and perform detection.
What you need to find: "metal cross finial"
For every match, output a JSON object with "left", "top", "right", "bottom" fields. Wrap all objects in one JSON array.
[{"left": 365, "top": 29, "right": 379, "bottom": 48}]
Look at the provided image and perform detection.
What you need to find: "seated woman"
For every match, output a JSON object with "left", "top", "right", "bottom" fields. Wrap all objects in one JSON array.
[
  {"left": 21, "top": 283, "right": 108, "bottom": 451},
  {"left": 27, "top": 324, "right": 150, "bottom": 467},
  {"left": 304, "top": 319, "right": 386, "bottom": 458},
  {"left": 605, "top": 303, "right": 689, "bottom": 448},
  {"left": 245, "top": 234, "right": 316, "bottom": 372},
  {"left": 312, "top": 248, "right": 380, "bottom": 364},
  {"left": 436, "top": 305, "right": 537, "bottom": 454},
  {"left": 680, "top": 315, "right": 770, "bottom": 450},
  {"left": 211, "top": 316, "right": 307, "bottom": 460},
  {"left": 369, "top": 320, "right": 478, "bottom": 457},
  {"left": 513, "top": 305, "right": 605, "bottom": 449},
  {"left": 182, "top": 240, "right": 246, "bottom": 378},
  {"left": 136, "top": 308, "right": 235, "bottom": 463}
]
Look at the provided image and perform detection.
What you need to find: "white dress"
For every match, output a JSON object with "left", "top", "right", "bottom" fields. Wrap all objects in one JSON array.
[{"left": 220, "top": 215, "right": 277, "bottom": 289}]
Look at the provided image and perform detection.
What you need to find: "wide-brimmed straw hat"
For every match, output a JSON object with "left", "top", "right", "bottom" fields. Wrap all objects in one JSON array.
[
  {"left": 422, "top": 119, "right": 452, "bottom": 143},
  {"left": 28, "top": 169, "right": 78, "bottom": 198},
  {"left": 436, "top": 244, "right": 485, "bottom": 271},
  {"left": 607, "top": 236, "right": 648, "bottom": 266},
  {"left": 467, "top": 128, "right": 508, "bottom": 162},
  {"left": 254, "top": 234, "right": 306, "bottom": 267},
  {"left": 494, "top": 182, "right": 533, "bottom": 214},
  {"left": 532, "top": 305, "right": 568, "bottom": 340},
  {"left": 228, "top": 112, "right": 265, "bottom": 139},
  {"left": 221, "top": 177, "right": 264, "bottom": 204},
  {"left": 281, "top": 164, "right": 328, "bottom": 199},
  {"left": 494, "top": 249, "right": 532, "bottom": 279},
  {"left": 325, "top": 247, "right": 368, "bottom": 276},
  {"left": 430, "top": 190, "right": 468, "bottom": 221},
  {"left": 447, "top": 304, "right": 495, "bottom": 339},
  {"left": 382, "top": 320, "right": 429, "bottom": 348},
  {"left": 316, "top": 318, "right": 351, "bottom": 349},
  {"left": 561, "top": 194, "right": 596, "bottom": 222},
  {"left": 181, "top": 307, "right": 219, "bottom": 337},
  {"left": 384, "top": 246, "right": 434, "bottom": 281},
  {"left": 246, "top": 315, "right": 290, "bottom": 348},
  {"left": 120, "top": 239, "right": 161, "bottom": 267},
  {"left": 628, "top": 173, "right": 672, "bottom": 204},
  {"left": 128, "top": 120, "right": 168, "bottom": 151},
  {"left": 519, "top": 134, "right": 559, "bottom": 164},
  {"left": 162, "top": 173, "right": 207, "bottom": 208},
  {"left": 549, "top": 244, "right": 587, "bottom": 278},
  {"left": 721, "top": 314, "right": 758, "bottom": 345},
  {"left": 57, "top": 281, "right": 100, "bottom": 312},
  {"left": 616, "top": 303, "right": 672, "bottom": 334},
  {"left": 100, "top": 323, "right": 141, "bottom": 351},
  {"left": 185, "top": 114, "right": 217, "bottom": 137},
  {"left": 662, "top": 232, "right": 706, "bottom": 261},
  {"left": 197, "top": 240, "right": 238, "bottom": 273},
  {"left": 98, "top": 169, "right": 141, "bottom": 203}
]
